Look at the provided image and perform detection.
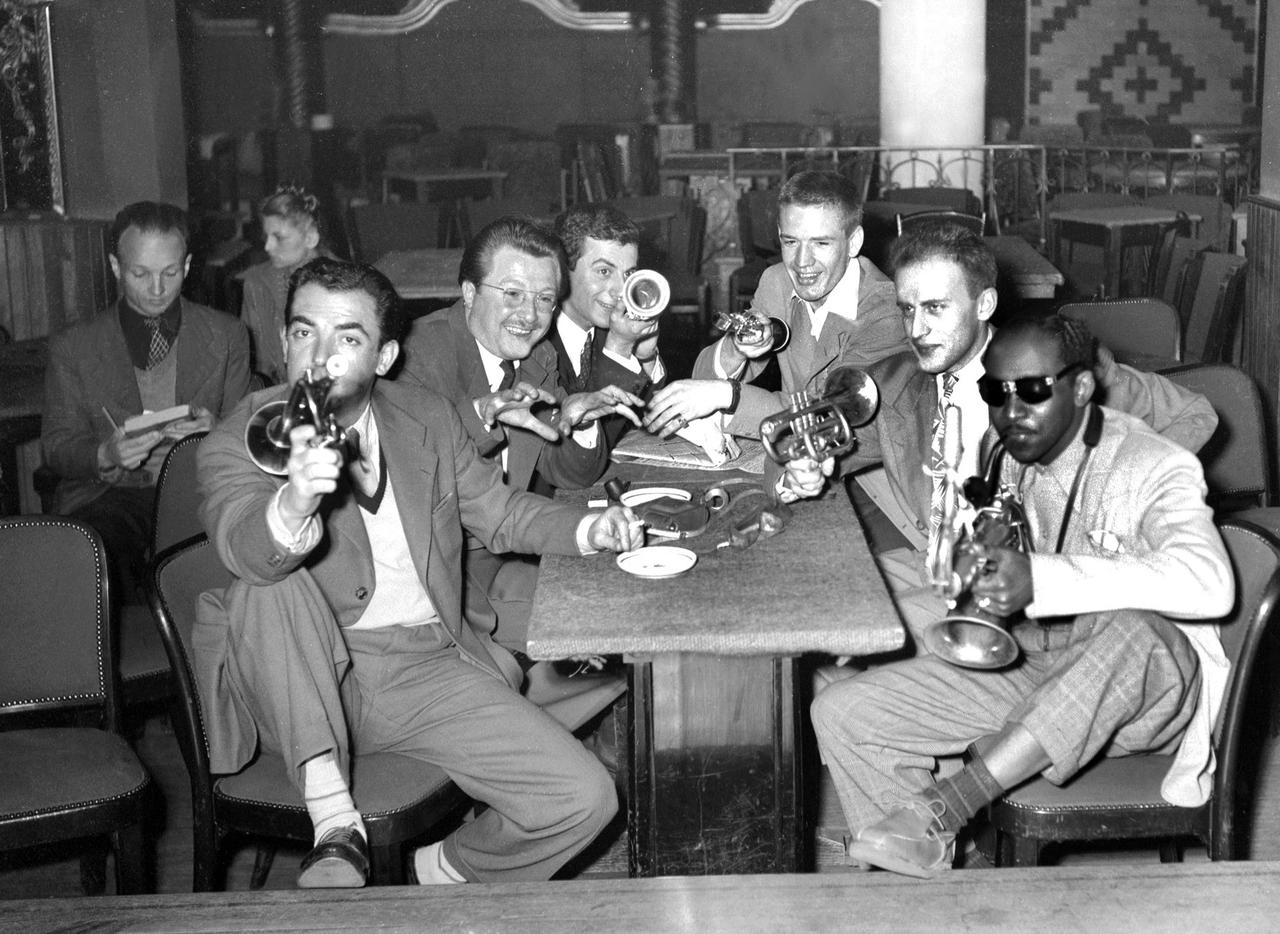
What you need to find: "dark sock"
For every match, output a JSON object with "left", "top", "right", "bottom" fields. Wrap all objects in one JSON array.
[{"left": 922, "top": 751, "right": 1006, "bottom": 835}]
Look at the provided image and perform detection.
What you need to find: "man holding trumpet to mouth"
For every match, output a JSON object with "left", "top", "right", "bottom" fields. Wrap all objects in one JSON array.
[{"left": 195, "top": 257, "right": 643, "bottom": 889}]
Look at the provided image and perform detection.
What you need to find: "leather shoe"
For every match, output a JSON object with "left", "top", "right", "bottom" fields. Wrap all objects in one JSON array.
[
  {"left": 297, "top": 825, "right": 369, "bottom": 888},
  {"left": 846, "top": 799, "right": 956, "bottom": 879}
]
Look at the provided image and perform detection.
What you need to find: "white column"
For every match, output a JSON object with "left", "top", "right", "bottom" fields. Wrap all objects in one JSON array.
[{"left": 879, "top": 0, "right": 986, "bottom": 197}]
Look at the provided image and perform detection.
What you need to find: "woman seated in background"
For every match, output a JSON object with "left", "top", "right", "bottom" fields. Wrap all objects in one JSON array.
[{"left": 240, "top": 185, "right": 331, "bottom": 386}]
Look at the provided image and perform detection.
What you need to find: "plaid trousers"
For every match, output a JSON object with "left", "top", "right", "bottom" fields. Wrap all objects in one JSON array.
[{"left": 812, "top": 608, "right": 1202, "bottom": 834}]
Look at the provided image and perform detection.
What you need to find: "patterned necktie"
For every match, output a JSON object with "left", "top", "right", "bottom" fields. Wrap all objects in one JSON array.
[
  {"left": 575, "top": 330, "right": 593, "bottom": 392},
  {"left": 927, "top": 372, "right": 960, "bottom": 544},
  {"left": 497, "top": 359, "right": 516, "bottom": 392},
  {"left": 143, "top": 317, "right": 170, "bottom": 369}
]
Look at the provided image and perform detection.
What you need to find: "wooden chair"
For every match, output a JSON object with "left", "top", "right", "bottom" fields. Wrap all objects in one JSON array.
[
  {"left": 1142, "top": 217, "right": 1195, "bottom": 302},
  {"left": 0, "top": 516, "right": 152, "bottom": 894},
  {"left": 345, "top": 202, "right": 442, "bottom": 263},
  {"left": 1144, "top": 194, "right": 1235, "bottom": 253},
  {"left": 149, "top": 537, "right": 471, "bottom": 890},
  {"left": 990, "top": 519, "right": 1280, "bottom": 865},
  {"left": 1178, "top": 252, "right": 1248, "bottom": 364},
  {"left": 1060, "top": 298, "right": 1182, "bottom": 370}
]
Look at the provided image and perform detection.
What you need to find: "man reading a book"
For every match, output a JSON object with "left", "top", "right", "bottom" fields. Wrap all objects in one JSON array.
[{"left": 41, "top": 201, "right": 250, "bottom": 601}]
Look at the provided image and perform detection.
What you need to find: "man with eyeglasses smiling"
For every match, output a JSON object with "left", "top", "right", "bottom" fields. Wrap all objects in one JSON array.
[
  {"left": 400, "top": 216, "right": 645, "bottom": 654},
  {"left": 812, "top": 312, "right": 1232, "bottom": 878}
]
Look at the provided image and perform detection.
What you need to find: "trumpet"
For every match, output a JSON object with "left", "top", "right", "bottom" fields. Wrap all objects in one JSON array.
[
  {"left": 759, "top": 366, "right": 879, "bottom": 464},
  {"left": 922, "top": 440, "right": 1032, "bottom": 669},
  {"left": 713, "top": 308, "right": 791, "bottom": 353},
  {"left": 244, "top": 355, "right": 350, "bottom": 475},
  {"left": 621, "top": 269, "right": 670, "bottom": 320}
]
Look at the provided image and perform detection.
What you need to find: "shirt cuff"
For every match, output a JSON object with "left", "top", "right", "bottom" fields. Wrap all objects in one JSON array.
[
  {"left": 267, "top": 485, "right": 322, "bottom": 554},
  {"left": 575, "top": 514, "right": 598, "bottom": 554},
  {"left": 601, "top": 345, "right": 642, "bottom": 374},
  {"left": 712, "top": 337, "right": 747, "bottom": 380}
]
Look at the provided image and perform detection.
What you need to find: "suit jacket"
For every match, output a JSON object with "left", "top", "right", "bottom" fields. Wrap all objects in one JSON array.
[
  {"left": 1014, "top": 406, "right": 1232, "bottom": 806},
  {"left": 547, "top": 323, "right": 665, "bottom": 451},
  {"left": 849, "top": 342, "right": 1221, "bottom": 550},
  {"left": 42, "top": 298, "right": 251, "bottom": 514},
  {"left": 194, "top": 379, "right": 591, "bottom": 771},
  {"left": 691, "top": 256, "right": 906, "bottom": 441},
  {"left": 398, "top": 301, "right": 607, "bottom": 494}
]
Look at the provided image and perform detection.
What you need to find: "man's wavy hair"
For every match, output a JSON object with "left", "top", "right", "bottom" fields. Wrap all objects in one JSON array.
[
  {"left": 458, "top": 215, "right": 568, "bottom": 301},
  {"left": 554, "top": 203, "right": 641, "bottom": 270},
  {"left": 888, "top": 218, "right": 998, "bottom": 298},
  {"left": 285, "top": 257, "right": 406, "bottom": 347}
]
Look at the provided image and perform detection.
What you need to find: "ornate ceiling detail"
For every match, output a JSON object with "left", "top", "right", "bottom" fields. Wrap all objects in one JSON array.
[{"left": 191, "top": 0, "right": 882, "bottom": 37}]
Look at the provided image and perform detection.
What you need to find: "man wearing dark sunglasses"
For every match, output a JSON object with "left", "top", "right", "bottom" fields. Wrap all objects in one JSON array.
[
  {"left": 839, "top": 220, "right": 1217, "bottom": 640},
  {"left": 814, "top": 313, "right": 1232, "bottom": 878}
]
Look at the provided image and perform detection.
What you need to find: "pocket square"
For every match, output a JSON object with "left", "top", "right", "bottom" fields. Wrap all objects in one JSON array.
[{"left": 1088, "top": 529, "right": 1126, "bottom": 554}]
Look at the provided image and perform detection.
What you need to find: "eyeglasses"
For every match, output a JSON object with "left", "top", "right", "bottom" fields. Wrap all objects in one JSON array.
[
  {"left": 977, "top": 363, "right": 1085, "bottom": 407},
  {"left": 478, "top": 282, "right": 558, "bottom": 314}
]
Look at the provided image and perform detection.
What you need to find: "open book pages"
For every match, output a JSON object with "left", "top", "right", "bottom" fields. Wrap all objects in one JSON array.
[{"left": 611, "top": 427, "right": 766, "bottom": 474}]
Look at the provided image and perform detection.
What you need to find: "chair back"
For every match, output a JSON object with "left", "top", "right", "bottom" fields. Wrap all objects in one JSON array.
[
  {"left": 148, "top": 537, "right": 233, "bottom": 792},
  {"left": 1156, "top": 234, "right": 1211, "bottom": 307},
  {"left": 885, "top": 186, "right": 984, "bottom": 216},
  {"left": 346, "top": 202, "right": 442, "bottom": 262},
  {"left": 153, "top": 432, "right": 208, "bottom": 557},
  {"left": 1179, "top": 252, "right": 1248, "bottom": 363},
  {"left": 736, "top": 189, "right": 781, "bottom": 264},
  {"left": 1207, "top": 520, "right": 1280, "bottom": 857},
  {"left": 1162, "top": 363, "right": 1270, "bottom": 511},
  {"left": 1060, "top": 298, "right": 1181, "bottom": 365},
  {"left": 462, "top": 197, "right": 558, "bottom": 244},
  {"left": 0, "top": 517, "right": 117, "bottom": 727},
  {"left": 1143, "top": 218, "right": 1193, "bottom": 298},
  {"left": 1143, "top": 194, "right": 1234, "bottom": 253},
  {"left": 896, "top": 209, "right": 986, "bottom": 238}
]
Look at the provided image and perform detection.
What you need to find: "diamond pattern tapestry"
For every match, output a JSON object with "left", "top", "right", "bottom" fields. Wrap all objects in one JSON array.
[{"left": 1026, "top": 0, "right": 1257, "bottom": 126}]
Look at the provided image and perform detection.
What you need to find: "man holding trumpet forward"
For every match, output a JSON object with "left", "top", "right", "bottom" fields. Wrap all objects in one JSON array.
[{"left": 194, "top": 258, "right": 642, "bottom": 889}]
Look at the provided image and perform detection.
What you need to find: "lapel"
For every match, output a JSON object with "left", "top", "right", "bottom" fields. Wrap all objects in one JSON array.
[
  {"left": 372, "top": 385, "right": 438, "bottom": 585},
  {"left": 885, "top": 368, "right": 936, "bottom": 521},
  {"left": 174, "top": 300, "right": 216, "bottom": 400},
  {"left": 547, "top": 326, "right": 574, "bottom": 388},
  {"left": 93, "top": 308, "right": 145, "bottom": 419}
]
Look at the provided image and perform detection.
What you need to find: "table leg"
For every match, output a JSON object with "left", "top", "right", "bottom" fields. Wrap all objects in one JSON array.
[{"left": 627, "top": 653, "right": 804, "bottom": 876}]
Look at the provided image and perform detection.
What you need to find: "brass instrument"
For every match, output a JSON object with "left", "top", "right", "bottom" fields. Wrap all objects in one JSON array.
[
  {"left": 621, "top": 269, "right": 670, "bottom": 320},
  {"left": 713, "top": 308, "right": 791, "bottom": 353},
  {"left": 759, "top": 366, "right": 879, "bottom": 464},
  {"left": 244, "top": 355, "right": 350, "bottom": 475},
  {"left": 922, "top": 439, "right": 1032, "bottom": 669}
]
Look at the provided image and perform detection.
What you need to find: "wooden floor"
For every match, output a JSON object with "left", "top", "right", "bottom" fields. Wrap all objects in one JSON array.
[{"left": 3, "top": 705, "right": 1279, "bottom": 899}]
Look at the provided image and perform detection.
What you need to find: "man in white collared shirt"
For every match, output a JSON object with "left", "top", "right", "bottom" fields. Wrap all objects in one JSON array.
[
  {"left": 551, "top": 203, "right": 668, "bottom": 451},
  {"left": 643, "top": 170, "right": 905, "bottom": 448},
  {"left": 196, "top": 257, "right": 644, "bottom": 890}
]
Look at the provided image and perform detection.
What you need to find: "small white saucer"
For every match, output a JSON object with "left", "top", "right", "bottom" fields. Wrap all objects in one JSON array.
[
  {"left": 619, "top": 487, "right": 692, "bottom": 508},
  {"left": 616, "top": 546, "right": 698, "bottom": 580}
]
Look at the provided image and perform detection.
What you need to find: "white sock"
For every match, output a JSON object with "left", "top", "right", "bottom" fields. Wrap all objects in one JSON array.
[
  {"left": 302, "top": 753, "right": 366, "bottom": 846},
  {"left": 412, "top": 840, "right": 467, "bottom": 884}
]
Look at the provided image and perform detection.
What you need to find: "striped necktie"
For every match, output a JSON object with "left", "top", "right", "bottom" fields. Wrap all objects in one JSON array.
[
  {"left": 927, "top": 372, "right": 959, "bottom": 544},
  {"left": 143, "top": 317, "right": 170, "bottom": 369}
]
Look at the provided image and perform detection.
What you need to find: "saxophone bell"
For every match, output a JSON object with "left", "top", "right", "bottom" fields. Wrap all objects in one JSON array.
[
  {"left": 244, "top": 355, "right": 350, "bottom": 475},
  {"left": 922, "top": 442, "right": 1030, "bottom": 669}
]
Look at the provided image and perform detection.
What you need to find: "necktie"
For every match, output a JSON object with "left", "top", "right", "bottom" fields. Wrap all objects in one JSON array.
[
  {"left": 575, "top": 330, "right": 593, "bottom": 392},
  {"left": 345, "top": 427, "right": 385, "bottom": 512},
  {"left": 144, "top": 317, "right": 170, "bottom": 369},
  {"left": 497, "top": 359, "right": 517, "bottom": 392},
  {"left": 927, "top": 372, "right": 959, "bottom": 545}
]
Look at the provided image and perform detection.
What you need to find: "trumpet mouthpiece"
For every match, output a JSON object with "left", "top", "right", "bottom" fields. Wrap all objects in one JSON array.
[
  {"left": 325, "top": 355, "right": 349, "bottom": 378},
  {"left": 622, "top": 269, "right": 670, "bottom": 319}
]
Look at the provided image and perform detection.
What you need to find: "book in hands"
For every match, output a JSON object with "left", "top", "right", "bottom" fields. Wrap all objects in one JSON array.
[{"left": 122, "top": 404, "right": 194, "bottom": 438}]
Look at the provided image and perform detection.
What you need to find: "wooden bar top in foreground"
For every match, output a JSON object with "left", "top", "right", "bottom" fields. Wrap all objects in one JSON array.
[{"left": 3, "top": 862, "right": 1277, "bottom": 933}]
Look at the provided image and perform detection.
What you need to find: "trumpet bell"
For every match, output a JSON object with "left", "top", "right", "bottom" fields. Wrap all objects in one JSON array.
[
  {"left": 622, "top": 269, "right": 670, "bottom": 319},
  {"left": 922, "top": 608, "right": 1020, "bottom": 670},
  {"left": 245, "top": 400, "right": 292, "bottom": 475},
  {"left": 825, "top": 365, "right": 879, "bottom": 428}
]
